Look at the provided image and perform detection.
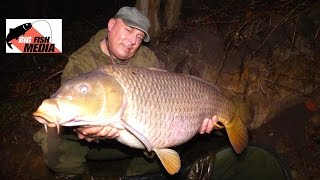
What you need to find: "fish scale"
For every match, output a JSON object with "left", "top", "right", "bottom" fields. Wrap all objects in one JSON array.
[
  {"left": 103, "top": 66, "right": 233, "bottom": 147},
  {"left": 33, "top": 65, "right": 251, "bottom": 175}
]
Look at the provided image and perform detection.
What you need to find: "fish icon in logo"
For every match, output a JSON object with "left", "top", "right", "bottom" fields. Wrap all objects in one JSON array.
[{"left": 6, "top": 23, "right": 32, "bottom": 49}]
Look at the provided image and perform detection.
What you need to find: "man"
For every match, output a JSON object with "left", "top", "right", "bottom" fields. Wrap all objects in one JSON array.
[{"left": 34, "top": 6, "right": 217, "bottom": 176}]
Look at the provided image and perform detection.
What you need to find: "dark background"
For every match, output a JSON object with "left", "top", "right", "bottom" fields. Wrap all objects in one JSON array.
[{"left": 0, "top": 1, "right": 319, "bottom": 179}]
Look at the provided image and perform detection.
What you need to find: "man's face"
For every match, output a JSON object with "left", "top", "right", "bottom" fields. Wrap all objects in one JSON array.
[{"left": 107, "top": 18, "right": 145, "bottom": 60}]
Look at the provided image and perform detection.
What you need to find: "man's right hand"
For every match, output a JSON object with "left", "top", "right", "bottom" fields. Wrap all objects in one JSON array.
[{"left": 74, "top": 125, "right": 120, "bottom": 142}]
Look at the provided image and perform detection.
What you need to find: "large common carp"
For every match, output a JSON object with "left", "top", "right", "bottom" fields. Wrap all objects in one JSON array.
[{"left": 33, "top": 65, "right": 252, "bottom": 175}]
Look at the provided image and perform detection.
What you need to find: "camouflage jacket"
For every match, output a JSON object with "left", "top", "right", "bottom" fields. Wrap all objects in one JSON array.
[{"left": 61, "top": 29, "right": 160, "bottom": 84}]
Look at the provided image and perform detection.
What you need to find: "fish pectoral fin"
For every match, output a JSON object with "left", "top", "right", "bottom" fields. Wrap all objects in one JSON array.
[
  {"left": 153, "top": 148, "right": 181, "bottom": 175},
  {"left": 120, "top": 120, "right": 153, "bottom": 152},
  {"left": 224, "top": 116, "right": 248, "bottom": 154}
]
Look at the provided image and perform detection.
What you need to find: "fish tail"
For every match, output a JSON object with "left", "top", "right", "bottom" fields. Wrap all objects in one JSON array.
[
  {"left": 224, "top": 102, "right": 253, "bottom": 154},
  {"left": 7, "top": 42, "right": 13, "bottom": 49}
]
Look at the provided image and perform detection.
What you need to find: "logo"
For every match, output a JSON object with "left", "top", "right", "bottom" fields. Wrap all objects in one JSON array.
[{"left": 6, "top": 19, "right": 62, "bottom": 53}]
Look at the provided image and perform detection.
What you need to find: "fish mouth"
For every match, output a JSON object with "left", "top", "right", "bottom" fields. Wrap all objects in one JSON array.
[
  {"left": 33, "top": 111, "right": 56, "bottom": 125},
  {"left": 33, "top": 111, "right": 60, "bottom": 132}
]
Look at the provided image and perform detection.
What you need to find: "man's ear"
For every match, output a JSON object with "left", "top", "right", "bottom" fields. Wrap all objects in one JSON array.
[{"left": 108, "top": 18, "right": 116, "bottom": 31}]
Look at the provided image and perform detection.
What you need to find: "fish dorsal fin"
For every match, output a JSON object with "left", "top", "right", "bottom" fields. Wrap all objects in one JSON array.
[
  {"left": 185, "top": 74, "right": 222, "bottom": 93},
  {"left": 145, "top": 67, "right": 222, "bottom": 93},
  {"left": 146, "top": 67, "right": 168, "bottom": 72},
  {"left": 153, "top": 148, "right": 181, "bottom": 175}
]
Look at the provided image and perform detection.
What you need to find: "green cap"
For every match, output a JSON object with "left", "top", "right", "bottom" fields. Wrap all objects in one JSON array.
[{"left": 114, "top": 6, "right": 150, "bottom": 42}]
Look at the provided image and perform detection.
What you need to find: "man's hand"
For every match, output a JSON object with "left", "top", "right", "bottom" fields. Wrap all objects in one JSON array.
[
  {"left": 199, "top": 115, "right": 219, "bottom": 134},
  {"left": 74, "top": 126, "right": 120, "bottom": 142}
]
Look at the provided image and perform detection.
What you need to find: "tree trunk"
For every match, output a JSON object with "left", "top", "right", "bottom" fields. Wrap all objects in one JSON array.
[
  {"left": 164, "top": 0, "right": 182, "bottom": 29},
  {"left": 136, "top": 0, "right": 161, "bottom": 40}
]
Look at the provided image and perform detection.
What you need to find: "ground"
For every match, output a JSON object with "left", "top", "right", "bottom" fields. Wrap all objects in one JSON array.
[{"left": 1, "top": 0, "right": 319, "bottom": 180}]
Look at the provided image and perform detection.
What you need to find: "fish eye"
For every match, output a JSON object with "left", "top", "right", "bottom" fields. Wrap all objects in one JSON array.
[{"left": 79, "top": 84, "right": 88, "bottom": 94}]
